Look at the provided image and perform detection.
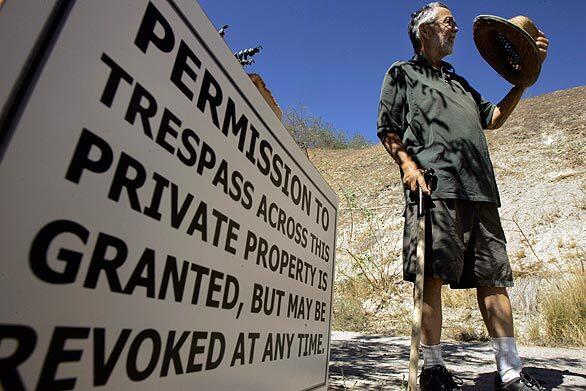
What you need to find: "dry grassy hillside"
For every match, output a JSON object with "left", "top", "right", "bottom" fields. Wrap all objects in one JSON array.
[{"left": 309, "top": 86, "right": 586, "bottom": 345}]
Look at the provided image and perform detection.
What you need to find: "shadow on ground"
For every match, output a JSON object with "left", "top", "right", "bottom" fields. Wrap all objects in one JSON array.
[
  {"left": 461, "top": 367, "right": 586, "bottom": 391},
  {"left": 328, "top": 334, "right": 586, "bottom": 390}
]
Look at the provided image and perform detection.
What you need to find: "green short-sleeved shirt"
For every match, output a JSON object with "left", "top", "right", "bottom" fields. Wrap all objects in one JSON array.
[{"left": 377, "top": 54, "right": 501, "bottom": 206}]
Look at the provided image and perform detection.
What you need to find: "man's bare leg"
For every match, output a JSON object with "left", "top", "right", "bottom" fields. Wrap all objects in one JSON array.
[
  {"left": 476, "top": 286, "right": 514, "bottom": 337},
  {"left": 421, "top": 277, "right": 444, "bottom": 344},
  {"left": 477, "top": 286, "right": 524, "bottom": 384}
]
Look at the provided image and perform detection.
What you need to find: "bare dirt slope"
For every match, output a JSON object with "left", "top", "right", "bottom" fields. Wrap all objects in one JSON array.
[{"left": 309, "top": 86, "right": 586, "bottom": 340}]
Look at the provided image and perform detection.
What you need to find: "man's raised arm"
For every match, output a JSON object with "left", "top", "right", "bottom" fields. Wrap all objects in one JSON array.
[{"left": 487, "top": 85, "right": 526, "bottom": 129}]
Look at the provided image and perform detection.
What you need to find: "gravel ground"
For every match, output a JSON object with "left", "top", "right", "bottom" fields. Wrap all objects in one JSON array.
[{"left": 328, "top": 332, "right": 586, "bottom": 390}]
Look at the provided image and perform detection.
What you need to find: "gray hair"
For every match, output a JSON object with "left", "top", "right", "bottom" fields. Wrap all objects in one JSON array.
[{"left": 408, "top": 2, "right": 449, "bottom": 53}]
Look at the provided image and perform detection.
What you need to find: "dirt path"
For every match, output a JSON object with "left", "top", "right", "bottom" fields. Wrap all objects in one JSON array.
[{"left": 328, "top": 332, "right": 586, "bottom": 390}]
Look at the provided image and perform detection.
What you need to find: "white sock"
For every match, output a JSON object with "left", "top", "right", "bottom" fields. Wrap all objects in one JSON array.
[
  {"left": 491, "top": 337, "right": 523, "bottom": 382},
  {"left": 421, "top": 343, "right": 445, "bottom": 369}
]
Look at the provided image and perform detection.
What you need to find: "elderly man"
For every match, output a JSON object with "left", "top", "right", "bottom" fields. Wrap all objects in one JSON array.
[{"left": 377, "top": 3, "right": 548, "bottom": 390}]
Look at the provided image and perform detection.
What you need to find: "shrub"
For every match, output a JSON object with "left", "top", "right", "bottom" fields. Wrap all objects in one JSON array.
[{"left": 283, "top": 106, "right": 372, "bottom": 150}]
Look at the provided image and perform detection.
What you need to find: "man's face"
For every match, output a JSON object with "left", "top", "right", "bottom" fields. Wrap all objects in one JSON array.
[{"left": 422, "top": 7, "right": 459, "bottom": 57}]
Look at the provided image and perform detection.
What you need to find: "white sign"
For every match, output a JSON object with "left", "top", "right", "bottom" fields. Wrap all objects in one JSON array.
[{"left": 0, "top": 1, "right": 338, "bottom": 390}]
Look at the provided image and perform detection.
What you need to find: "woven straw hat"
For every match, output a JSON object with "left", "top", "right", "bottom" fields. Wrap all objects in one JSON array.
[{"left": 473, "top": 15, "right": 542, "bottom": 87}]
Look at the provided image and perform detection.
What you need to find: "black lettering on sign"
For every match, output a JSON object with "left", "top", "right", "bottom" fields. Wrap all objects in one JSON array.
[
  {"left": 170, "top": 40, "right": 202, "bottom": 101},
  {"left": 29, "top": 219, "right": 246, "bottom": 315},
  {"left": 65, "top": 128, "right": 114, "bottom": 184},
  {"left": 314, "top": 300, "right": 326, "bottom": 322},
  {"left": 310, "top": 232, "right": 331, "bottom": 263},
  {"left": 126, "top": 329, "right": 161, "bottom": 381},
  {"left": 157, "top": 256, "right": 190, "bottom": 302},
  {"left": 205, "top": 332, "right": 225, "bottom": 371},
  {"left": 143, "top": 172, "right": 170, "bottom": 221},
  {"left": 318, "top": 268, "right": 328, "bottom": 291},
  {"left": 270, "top": 152, "right": 283, "bottom": 188},
  {"left": 221, "top": 275, "right": 239, "bottom": 310},
  {"left": 100, "top": 53, "right": 134, "bottom": 108},
  {"left": 93, "top": 328, "right": 131, "bottom": 386},
  {"left": 189, "top": 263, "right": 209, "bottom": 305},
  {"left": 160, "top": 331, "right": 190, "bottom": 377},
  {"left": 250, "top": 283, "right": 284, "bottom": 317},
  {"left": 0, "top": 325, "right": 239, "bottom": 387},
  {"left": 125, "top": 82, "right": 158, "bottom": 139},
  {"left": 155, "top": 108, "right": 181, "bottom": 156},
  {"left": 246, "top": 125, "right": 260, "bottom": 165},
  {"left": 206, "top": 270, "right": 223, "bottom": 308},
  {"left": 261, "top": 333, "right": 295, "bottom": 362},
  {"left": 135, "top": 2, "right": 175, "bottom": 54},
  {"left": 212, "top": 161, "right": 229, "bottom": 200},
  {"left": 314, "top": 197, "right": 331, "bottom": 232},
  {"left": 185, "top": 331, "right": 225, "bottom": 373},
  {"left": 98, "top": 59, "right": 258, "bottom": 211},
  {"left": 0, "top": 325, "right": 37, "bottom": 390},
  {"left": 185, "top": 331, "right": 206, "bottom": 373},
  {"left": 177, "top": 127, "right": 200, "bottom": 167},
  {"left": 287, "top": 294, "right": 327, "bottom": 321},
  {"left": 185, "top": 198, "right": 207, "bottom": 238},
  {"left": 243, "top": 230, "right": 320, "bottom": 289},
  {"left": 255, "top": 194, "right": 309, "bottom": 248},
  {"left": 221, "top": 98, "right": 248, "bottom": 155},
  {"left": 196, "top": 70, "right": 222, "bottom": 128},
  {"left": 287, "top": 293, "right": 313, "bottom": 320},
  {"left": 212, "top": 208, "right": 239, "bottom": 255},
  {"left": 65, "top": 127, "right": 251, "bottom": 237},
  {"left": 37, "top": 327, "right": 90, "bottom": 390},
  {"left": 136, "top": 0, "right": 253, "bottom": 154},
  {"left": 107, "top": 152, "right": 147, "bottom": 212},
  {"left": 202, "top": 269, "right": 239, "bottom": 310},
  {"left": 83, "top": 232, "right": 127, "bottom": 293},
  {"left": 97, "top": 328, "right": 227, "bottom": 385},
  {"left": 296, "top": 333, "right": 325, "bottom": 357},
  {"left": 29, "top": 219, "right": 89, "bottom": 284},
  {"left": 230, "top": 332, "right": 260, "bottom": 366},
  {"left": 231, "top": 168, "right": 254, "bottom": 210},
  {"left": 196, "top": 140, "right": 215, "bottom": 175},
  {"left": 123, "top": 248, "right": 156, "bottom": 298},
  {"left": 256, "top": 139, "right": 272, "bottom": 176}
]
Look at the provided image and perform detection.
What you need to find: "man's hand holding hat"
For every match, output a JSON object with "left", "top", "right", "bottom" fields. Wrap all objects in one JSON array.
[
  {"left": 473, "top": 15, "right": 548, "bottom": 87},
  {"left": 536, "top": 30, "right": 549, "bottom": 64},
  {"left": 477, "top": 17, "right": 549, "bottom": 129}
]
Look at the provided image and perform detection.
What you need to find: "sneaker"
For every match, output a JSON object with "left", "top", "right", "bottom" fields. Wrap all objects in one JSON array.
[
  {"left": 420, "top": 365, "right": 463, "bottom": 390},
  {"left": 494, "top": 370, "right": 546, "bottom": 390}
]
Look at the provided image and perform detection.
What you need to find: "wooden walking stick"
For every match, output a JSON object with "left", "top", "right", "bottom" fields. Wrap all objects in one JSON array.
[{"left": 408, "top": 168, "right": 434, "bottom": 391}]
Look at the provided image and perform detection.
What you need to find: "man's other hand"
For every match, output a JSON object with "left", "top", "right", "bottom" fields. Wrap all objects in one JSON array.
[{"left": 403, "top": 165, "right": 431, "bottom": 195}]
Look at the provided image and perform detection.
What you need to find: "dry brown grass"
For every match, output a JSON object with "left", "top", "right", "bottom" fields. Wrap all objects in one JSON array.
[
  {"left": 450, "top": 325, "right": 490, "bottom": 342},
  {"left": 442, "top": 288, "right": 490, "bottom": 341},
  {"left": 332, "top": 276, "right": 373, "bottom": 332},
  {"left": 529, "top": 272, "right": 586, "bottom": 346},
  {"left": 443, "top": 287, "right": 477, "bottom": 308}
]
